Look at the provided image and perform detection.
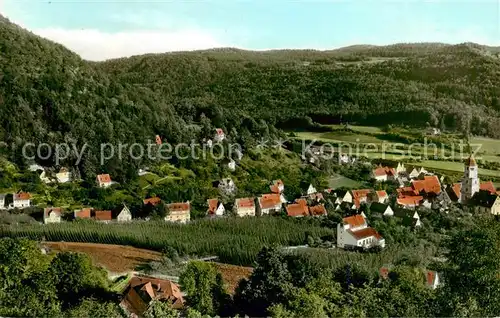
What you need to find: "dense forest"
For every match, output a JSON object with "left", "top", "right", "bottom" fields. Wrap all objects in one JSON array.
[{"left": 1, "top": 15, "right": 500, "bottom": 180}]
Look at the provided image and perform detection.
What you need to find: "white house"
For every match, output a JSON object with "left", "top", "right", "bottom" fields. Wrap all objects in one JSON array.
[
  {"left": 12, "top": 192, "right": 31, "bottom": 209},
  {"left": 214, "top": 128, "right": 225, "bottom": 142},
  {"left": 337, "top": 214, "right": 385, "bottom": 249},
  {"left": 43, "top": 207, "right": 62, "bottom": 224},
  {"left": 207, "top": 199, "right": 225, "bottom": 217},
  {"left": 116, "top": 204, "right": 132, "bottom": 222},
  {"left": 306, "top": 184, "right": 317, "bottom": 195},
  {"left": 56, "top": 167, "right": 72, "bottom": 183},
  {"left": 96, "top": 174, "right": 112, "bottom": 188},
  {"left": 165, "top": 202, "right": 190, "bottom": 223},
  {"left": 234, "top": 198, "right": 256, "bottom": 217}
]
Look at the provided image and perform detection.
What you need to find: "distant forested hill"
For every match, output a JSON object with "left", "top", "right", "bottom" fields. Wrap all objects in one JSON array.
[{"left": 1, "top": 15, "right": 500, "bottom": 178}]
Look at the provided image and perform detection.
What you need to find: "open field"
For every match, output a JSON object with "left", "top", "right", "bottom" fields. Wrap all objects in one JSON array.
[
  {"left": 2, "top": 217, "right": 333, "bottom": 266},
  {"left": 326, "top": 124, "right": 383, "bottom": 134},
  {"left": 43, "top": 241, "right": 162, "bottom": 272},
  {"left": 329, "top": 174, "right": 363, "bottom": 188},
  {"left": 471, "top": 136, "right": 500, "bottom": 155},
  {"left": 213, "top": 263, "right": 253, "bottom": 293}
]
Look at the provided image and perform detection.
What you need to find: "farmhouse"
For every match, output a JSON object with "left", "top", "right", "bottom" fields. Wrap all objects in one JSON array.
[
  {"left": 120, "top": 275, "right": 184, "bottom": 317},
  {"left": 234, "top": 197, "right": 256, "bottom": 217},
  {"left": 207, "top": 198, "right": 225, "bottom": 217},
  {"left": 12, "top": 192, "right": 31, "bottom": 209},
  {"left": 337, "top": 214, "right": 385, "bottom": 249},
  {"left": 165, "top": 202, "right": 190, "bottom": 223},
  {"left": 43, "top": 207, "right": 62, "bottom": 224},
  {"left": 96, "top": 174, "right": 112, "bottom": 188},
  {"left": 258, "top": 193, "right": 282, "bottom": 215}
]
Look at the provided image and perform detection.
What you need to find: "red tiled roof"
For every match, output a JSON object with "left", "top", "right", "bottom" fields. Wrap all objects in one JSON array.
[
  {"left": 286, "top": 199, "right": 309, "bottom": 217},
  {"left": 143, "top": 197, "right": 161, "bottom": 206},
  {"left": 412, "top": 176, "right": 441, "bottom": 195},
  {"left": 352, "top": 189, "right": 372, "bottom": 199},
  {"left": 237, "top": 197, "right": 255, "bottom": 208},
  {"left": 349, "top": 227, "right": 382, "bottom": 240},
  {"left": 167, "top": 202, "right": 190, "bottom": 212},
  {"left": 44, "top": 207, "right": 62, "bottom": 217},
  {"left": 97, "top": 174, "right": 111, "bottom": 183},
  {"left": 376, "top": 190, "right": 388, "bottom": 199},
  {"left": 74, "top": 208, "right": 92, "bottom": 219},
  {"left": 95, "top": 210, "right": 112, "bottom": 221},
  {"left": 380, "top": 267, "right": 389, "bottom": 279},
  {"left": 452, "top": 183, "right": 461, "bottom": 199},
  {"left": 397, "top": 186, "right": 418, "bottom": 196},
  {"left": 397, "top": 196, "right": 423, "bottom": 206},
  {"left": 373, "top": 166, "right": 396, "bottom": 177},
  {"left": 309, "top": 204, "right": 327, "bottom": 216},
  {"left": 14, "top": 192, "right": 31, "bottom": 200},
  {"left": 480, "top": 181, "right": 496, "bottom": 194},
  {"left": 207, "top": 198, "right": 219, "bottom": 214},
  {"left": 343, "top": 214, "right": 366, "bottom": 228},
  {"left": 426, "top": 270, "right": 437, "bottom": 286},
  {"left": 260, "top": 193, "right": 282, "bottom": 209}
]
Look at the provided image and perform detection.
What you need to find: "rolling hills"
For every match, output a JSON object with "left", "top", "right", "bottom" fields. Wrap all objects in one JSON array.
[{"left": 1, "top": 15, "right": 500, "bottom": 177}]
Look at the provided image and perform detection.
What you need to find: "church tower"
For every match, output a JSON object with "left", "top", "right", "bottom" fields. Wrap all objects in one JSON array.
[{"left": 460, "top": 155, "right": 480, "bottom": 203}]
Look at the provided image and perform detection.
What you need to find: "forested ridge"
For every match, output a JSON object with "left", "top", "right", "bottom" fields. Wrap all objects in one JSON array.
[{"left": 1, "top": 15, "right": 500, "bottom": 178}]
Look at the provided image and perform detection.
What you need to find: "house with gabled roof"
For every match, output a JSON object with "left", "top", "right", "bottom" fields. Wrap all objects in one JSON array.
[
  {"left": 270, "top": 179, "right": 285, "bottom": 194},
  {"left": 165, "top": 202, "right": 190, "bottom": 223},
  {"left": 370, "top": 202, "right": 394, "bottom": 216},
  {"left": 258, "top": 193, "right": 282, "bottom": 215},
  {"left": 286, "top": 199, "right": 309, "bottom": 217},
  {"left": 12, "top": 192, "right": 31, "bottom": 209},
  {"left": 306, "top": 183, "right": 317, "bottom": 195},
  {"left": 309, "top": 204, "right": 327, "bottom": 216},
  {"left": 44, "top": 207, "right": 62, "bottom": 224},
  {"left": 207, "top": 198, "right": 225, "bottom": 217},
  {"left": 96, "top": 174, "right": 112, "bottom": 188},
  {"left": 337, "top": 214, "right": 385, "bottom": 249},
  {"left": 351, "top": 189, "right": 373, "bottom": 209},
  {"left": 372, "top": 165, "right": 396, "bottom": 182},
  {"left": 234, "top": 197, "right": 256, "bottom": 217},
  {"left": 114, "top": 204, "right": 132, "bottom": 222},
  {"left": 120, "top": 275, "right": 184, "bottom": 317},
  {"left": 394, "top": 209, "right": 422, "bottom": 227},
  {"left": 375, "top": 190, "right": 389, "bottom": 203},
  {"left": 472, "top": 190, "right": 500, "bottom": 215}
]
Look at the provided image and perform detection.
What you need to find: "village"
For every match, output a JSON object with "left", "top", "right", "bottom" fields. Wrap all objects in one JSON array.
[{"left": 2, "top": 128, "right": 498, "bottom": 258}]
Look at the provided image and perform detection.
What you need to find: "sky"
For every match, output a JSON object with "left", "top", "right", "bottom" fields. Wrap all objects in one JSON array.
[{"left": 1, "top": 0, "right": 499, "bottom": 61}]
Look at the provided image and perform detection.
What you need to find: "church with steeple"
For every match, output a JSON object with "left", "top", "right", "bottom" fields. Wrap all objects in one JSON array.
[
  {"left": 459, "top": 155, "right": 480, "bottom": 203},
  {"left": 454, "top": 155, "right": 497, "bottom": 204}
]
